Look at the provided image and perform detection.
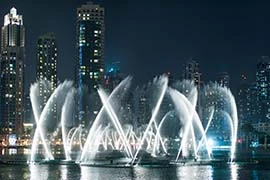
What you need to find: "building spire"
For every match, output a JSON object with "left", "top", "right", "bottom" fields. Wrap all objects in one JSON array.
[
  {"left": 10, "top": 7, "right": 17, "bottom": 15},
  {"left": 4, "top": 7, "right": 23, "bottom": 26}
]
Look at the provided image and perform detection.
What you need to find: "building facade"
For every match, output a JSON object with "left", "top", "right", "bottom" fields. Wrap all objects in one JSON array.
[
  {"left": 183, "top": 59, "right": 202, "bottom": 87},
  {"left": 104, "top": 61, "right": 122, "bottom": 91},
  {"left": 0, "top": 7, "right": 25, "bottom": 141},
  {"left": 217, "top": 72, "right": 230, "bottom": 88},
  {"left": 182, "top": 59, "right": 202, "bottom": 119},
  {"left": 75, "top": 2, "right": 105, "bottom": 126},
  {"left": 256, "top": 57, "right": 270, "bottom": 123},
  {"left": 36, "top": 33, "right": 58, "bottom": 123}
]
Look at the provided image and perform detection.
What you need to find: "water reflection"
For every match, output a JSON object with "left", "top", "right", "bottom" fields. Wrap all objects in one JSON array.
[
  {"left": 252, "top": 169, "right": 259, "bottom": 179},
  {"left": 177, "top": 165, "right": 213, "bottom": 180},
  {"left": 60, "top": 165, "right": 81, "bottom": 179},
  {"left": 30, "top": 164, "right": 65, "bottom": 180},
  {"left": 30, "top": 164, "right": 81, "bottom": 180},
  {"left": 61, "top": 165, "right": 68, "bottom": 180},
  {"left": 0, "top": 165, "right": 29, "bottom": 180},
  {"left": 80, "top": 166, "right": 133, "bottom": 180},
  {"left": 230, "top": 164, "right": 239, "bottom": 180},
  {"left": 0, "top": 163, "right": 270, "bottom": 180},
  {"left": 30, "top": 164, "right": 49, "bottom": 180},
  {"left": 133, "top": 166, "right": 177, "bottom": 180}
]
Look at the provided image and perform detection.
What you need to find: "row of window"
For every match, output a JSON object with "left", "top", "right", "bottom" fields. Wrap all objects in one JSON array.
[
  {"left": 80, "top": 17, "right": 104, "bottom": 21},
  {"left": 78, "top": 9, "right": 103, "bottom": 14}
]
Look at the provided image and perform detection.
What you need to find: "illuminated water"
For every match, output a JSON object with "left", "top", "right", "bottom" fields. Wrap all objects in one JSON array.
[
  {"left": 28, "top": 77, "right": 239, "bottom": 165},
  {"left": 0, "top": 164, "right": 270, "bottom": 180}
]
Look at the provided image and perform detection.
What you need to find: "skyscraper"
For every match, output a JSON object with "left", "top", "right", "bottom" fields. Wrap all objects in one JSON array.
[
  {"left": 256, "top": 56, "right": 270, "bottom": 123},
  {"left": 217, "top": 72, "right": 230, "bottom": 88},
  {"left": 182, "top": 59, "right": 201, "bottom": 87},
  {"left": 182, "top": 59, "right": 202, "bottom": 118},
  {"left": 75, "top": 2, "right": 105, "bottom": 126},
  {"left": 0, "top": 7, "right": 25, "bottom": 141},
  {"left": 104, "top": 61, "right": 122, "bottom": 91},
  {"left": 36, "top": 33, "right": 58, "bottom": 122},
  {"left": 76, "top": 1, "right": 105, "bottom": 90},
  {"left": 237, "top": 75, "right": 257, "bottom": 126}
]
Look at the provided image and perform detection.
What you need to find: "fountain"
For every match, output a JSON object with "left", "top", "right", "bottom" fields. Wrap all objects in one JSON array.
[{"left": 28, "top": 75, "right": 238, "bottom": 166}]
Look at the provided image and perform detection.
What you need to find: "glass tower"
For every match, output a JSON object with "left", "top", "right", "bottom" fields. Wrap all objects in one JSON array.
[
  {"left": 0, "top": 7, "right": 25, "bottom": 142},
  {"left": 256, "top": 57, "right": 270, "bottom": 123},
  {"left": 36, "top": 33, "right": 58, "bottom": 123},
  {"left": 75, "top": 2, "right": 105, "bottom": 126}
]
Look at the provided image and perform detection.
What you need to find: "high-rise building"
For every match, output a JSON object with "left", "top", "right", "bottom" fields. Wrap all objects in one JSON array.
[
  {"left": 23, "top": 95, "right": 33, "bottom": 123},
  {"left": 105, "top": 61, "right": 123, "bottom": 91},
  {"left": 75, "top": 2, "right": 105, "bottom": 126},
  {"left": 36, "top": 33, "right": 58, "bottom": 122},
  {"left": 256, "top": 56, "right": 270, "bottom": 123},
  {"left": 217, "top": 72, "right": 230, "bottom": 87},
  {"left": 0, "top": 7, "right": 25, "bottom": 141},
  {"left": 182, "top": 59, "right": 201, "bottom": 87},
  {"left": 183, "top": 59, "right": 202, "bottom": 118},
  {"left": 137, "top": 92, "right": 151, "bottom": 126},
  {"left": 237, "top": 74, "right": 251, "bottom": 127},
  {"left": 216, "top": 72, "right": 230, "bottom": 134},
  {"left": 75, "top": 1, "right": 105, "bottom": 90}
]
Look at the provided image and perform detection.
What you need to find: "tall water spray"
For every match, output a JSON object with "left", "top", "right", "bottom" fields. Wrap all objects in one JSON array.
[
  {"left": 28, "top": 76, "right": 238, "bottom": 165},
  {"left": 61, "top": 88, "right": 76, "bottom": 161},
  {"left": 168, "top": 88, "right": 211, "bottom": 160},
  {"left": 132, "top": 75, "right": 168, "bottom": 164},
  {"left": 80, "top": 76, "right": 132, "bottom": 162},
  {"left": 30, "top": 81, "right": 73, "bottom": 162},
  {"left": 201, "top": 83, "right": 238, "bottom": 162}
]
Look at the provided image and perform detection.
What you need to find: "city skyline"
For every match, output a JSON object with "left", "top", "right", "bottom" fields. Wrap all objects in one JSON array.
[
  {"left": 0, "top": 1, "right": 269, "bottom": 92},
  {"left": 1, "top": 2, "right": 270, "bottom": 178}
]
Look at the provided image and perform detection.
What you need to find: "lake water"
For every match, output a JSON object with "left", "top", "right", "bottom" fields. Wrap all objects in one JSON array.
[{"left": 0, "top": 163, "right": 270, "bottom": 180}]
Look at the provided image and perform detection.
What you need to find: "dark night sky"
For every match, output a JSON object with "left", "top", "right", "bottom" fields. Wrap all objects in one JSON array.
[{"left": 1, "top": 0, "right": 270, "bottom": 93}]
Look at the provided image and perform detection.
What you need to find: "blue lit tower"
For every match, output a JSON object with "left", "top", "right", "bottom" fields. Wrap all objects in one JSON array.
[
  {"left": 256, "top": 56, "right": 270, "bottom": 123},
  {"left": 104, "top": 61, "right": 122, "bottom": 91},
  {"left": 0, "top": 7, "right": 25, "bottom": 140},
  {"left": 75, "top": 2, "right": 105, "bottom": 126}
]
